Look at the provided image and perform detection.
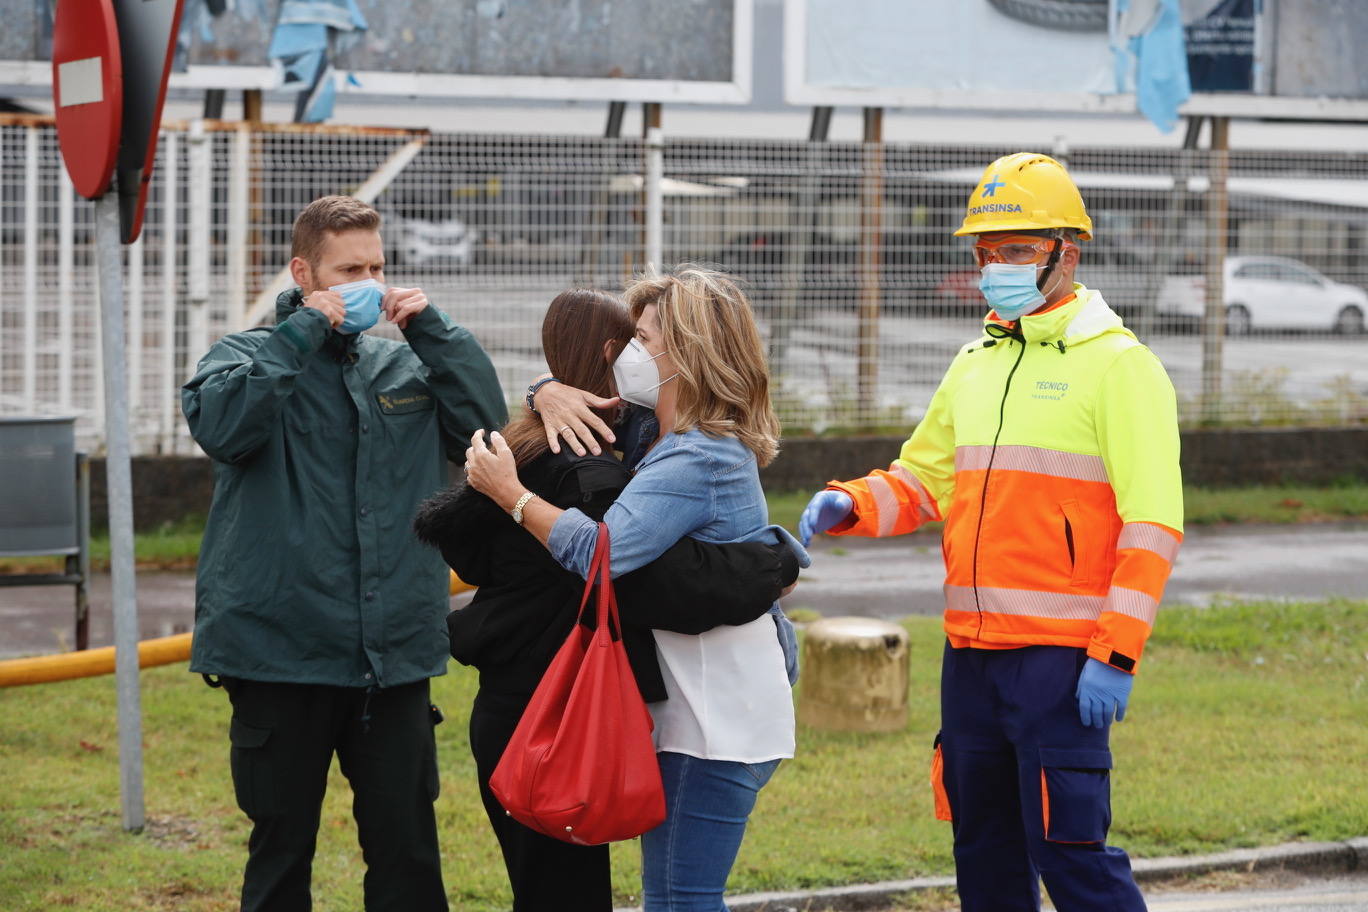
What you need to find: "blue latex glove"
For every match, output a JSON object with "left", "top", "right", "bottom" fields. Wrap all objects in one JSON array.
[
  {"left": 1075, "top": 658, "right": 1135, "bottom": 729},
  {"left": 797, "top": 490, "right": 854, "bottom": 547}
]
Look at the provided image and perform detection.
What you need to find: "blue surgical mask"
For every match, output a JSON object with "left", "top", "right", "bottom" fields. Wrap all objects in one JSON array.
[
  {"left": 330, "top": 278, "right": 385, "bottom": 334},
  {"left": 979, "top": 263, "right": 1045, "bottom": 322}
]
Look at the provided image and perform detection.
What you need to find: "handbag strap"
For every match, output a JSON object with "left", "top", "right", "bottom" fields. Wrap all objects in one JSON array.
[{"left": 575, "top": 523, "right": 622, "bottom": 643}]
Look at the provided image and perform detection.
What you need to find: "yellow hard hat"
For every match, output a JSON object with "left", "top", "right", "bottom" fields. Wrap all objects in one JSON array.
[{"left": 955, "top": 152, "right": 1093, "bottom": 240}]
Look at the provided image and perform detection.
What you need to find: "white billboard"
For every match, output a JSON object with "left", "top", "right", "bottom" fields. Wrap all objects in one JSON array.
[
  {"left": 783, "top": 0, "right": 1368, "bottom": 121},
  {"left": 0, "top": 0, "right": 754, "bottom": 105}
]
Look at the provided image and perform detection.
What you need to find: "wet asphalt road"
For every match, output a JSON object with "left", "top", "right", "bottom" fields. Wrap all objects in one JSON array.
[
  {"left": 2, "top": 522, "right": 1365, "bottom": 659},
  {"left": 783, "top": 520, "right": 1368, "bottom": 622}
]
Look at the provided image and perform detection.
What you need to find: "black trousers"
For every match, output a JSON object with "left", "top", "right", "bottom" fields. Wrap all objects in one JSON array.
[
  {"left": 223, "top": 678, "right": 447, "bottom": 912},
  {"left": 469, "top": 687, "right": 612, "bottom": 912}
]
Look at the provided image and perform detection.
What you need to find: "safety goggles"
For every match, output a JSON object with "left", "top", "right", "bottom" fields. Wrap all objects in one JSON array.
[{"left": 972, "top": 234, "right": 1065, "bottom": 268}]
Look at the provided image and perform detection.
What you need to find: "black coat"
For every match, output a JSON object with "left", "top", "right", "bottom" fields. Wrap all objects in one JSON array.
[{"left": 412, "top": 449, "right": 797, "bottom": 702}]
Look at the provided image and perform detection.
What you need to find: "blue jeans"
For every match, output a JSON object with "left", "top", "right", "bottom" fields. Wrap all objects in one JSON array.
[{"left": 640, "top": 752, "right": 781, "bottom": 912}]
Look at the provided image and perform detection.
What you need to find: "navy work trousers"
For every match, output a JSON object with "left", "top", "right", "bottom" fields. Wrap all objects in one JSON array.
[{"left": 936, "top": 642, "right": 1147, "bottom": 912}]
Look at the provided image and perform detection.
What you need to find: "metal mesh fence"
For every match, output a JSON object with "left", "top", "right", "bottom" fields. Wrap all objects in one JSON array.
[{"left": 2, "top": 116, "right": 1365, "bottom": 456}]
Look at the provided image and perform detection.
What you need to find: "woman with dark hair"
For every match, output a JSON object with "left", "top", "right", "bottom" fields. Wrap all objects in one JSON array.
[
  {"left": 465, "top": 269, "right": 807, "bottom": 911},
  {"left": 413, "top": 289, "right": 800, "bottom": 912}
]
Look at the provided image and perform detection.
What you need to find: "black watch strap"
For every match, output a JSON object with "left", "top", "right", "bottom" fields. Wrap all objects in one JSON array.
[{"left": 525, "top": 377, "right": 561, "bottom": 413}]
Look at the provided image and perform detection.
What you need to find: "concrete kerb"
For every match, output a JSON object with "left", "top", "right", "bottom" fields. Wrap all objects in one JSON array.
[{"left": 612, "top": 837, "right": 1368, "bottom": 912}]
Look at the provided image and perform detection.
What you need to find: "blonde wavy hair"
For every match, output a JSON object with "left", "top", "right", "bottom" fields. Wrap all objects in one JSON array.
[{"left": 624, "top": 265, "right": 780, "bottom": 467}]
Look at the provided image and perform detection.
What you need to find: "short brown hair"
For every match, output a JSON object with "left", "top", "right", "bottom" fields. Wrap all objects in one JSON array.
[{"left": 291, "top": 196, "right": 381, "bottom": 267}]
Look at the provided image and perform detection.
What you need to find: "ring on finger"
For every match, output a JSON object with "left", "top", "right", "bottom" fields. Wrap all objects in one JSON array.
[{"left": 559, "top": 425, "right": 573, "bottom": 434}]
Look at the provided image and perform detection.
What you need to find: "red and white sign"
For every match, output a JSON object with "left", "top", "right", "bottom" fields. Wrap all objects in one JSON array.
[
  {"left": 111, "top": 0, "right": 186, "bottom": 243},
  {"left": 51, "top": 0, "right": 123, "bottom": 200}
]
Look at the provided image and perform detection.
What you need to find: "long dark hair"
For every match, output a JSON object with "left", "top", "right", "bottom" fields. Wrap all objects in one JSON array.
[{"left": 501, "top": 289, "right": 634, "bottom": 467}]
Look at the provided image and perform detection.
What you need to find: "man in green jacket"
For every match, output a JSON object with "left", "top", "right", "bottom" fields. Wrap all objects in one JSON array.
[{"left": 182, "top": 196, "right": 507, "bottom": 912}]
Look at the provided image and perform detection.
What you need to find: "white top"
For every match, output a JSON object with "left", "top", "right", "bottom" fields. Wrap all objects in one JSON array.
[{"left": 650, "top": 616, "right": 796, "bottom": 762}]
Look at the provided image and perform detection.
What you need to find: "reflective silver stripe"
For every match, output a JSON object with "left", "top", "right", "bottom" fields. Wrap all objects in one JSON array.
[
  {"left": 889, "top": 463, "right": 939, "bottom": 522},
  {"left": 955, "top": 445, "right": 1109, "bottom": 483},
  {"left": 866, "top": 473, "right": 900, "bottom": 537},
  {"left": 1103, "top": 586, "right": 1158, "bottom": 626},
  {"left": 1118, "top": 522, "right": 1180, "bottom": 564},
  {"left": 944, "top": 585, "right": 1104, "bottom": 620}
]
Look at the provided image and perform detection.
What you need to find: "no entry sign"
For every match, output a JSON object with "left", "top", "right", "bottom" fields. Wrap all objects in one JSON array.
[
  {"left": 51, "top": 0, "right": 185, "bottom": 240},
  {"left": 111, "top": 0, "right": 186, "bottom": 244},
  {"left": 51, "top": 0, "right": 122, "bottom": 200}
]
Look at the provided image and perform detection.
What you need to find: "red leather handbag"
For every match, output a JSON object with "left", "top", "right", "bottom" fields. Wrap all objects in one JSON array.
[{"left": 489, "top": 523, "right": 666, "bottom": 845}]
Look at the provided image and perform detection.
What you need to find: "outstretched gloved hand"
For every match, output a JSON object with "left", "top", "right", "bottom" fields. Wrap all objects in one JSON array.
[
  {"left": 798, "top": 490, "right": 854, "bottom": 547},
  {"left": 1075, "top": 658, "right": 1135, "bottom": 729}
]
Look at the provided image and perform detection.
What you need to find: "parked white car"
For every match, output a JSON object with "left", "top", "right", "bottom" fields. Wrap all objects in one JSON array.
[{"left": 1159, "top": 256, "right": 1368, "bottom": 335}]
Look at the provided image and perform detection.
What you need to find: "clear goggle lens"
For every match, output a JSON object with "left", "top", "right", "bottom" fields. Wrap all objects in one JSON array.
[{"left": 972, "top": 235, "right": 1061, "bottom": 268}]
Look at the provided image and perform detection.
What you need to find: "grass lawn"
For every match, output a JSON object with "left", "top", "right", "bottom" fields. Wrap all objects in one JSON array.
[{"left": 2, "top": 598, "right": 1366, "bottom": 911}]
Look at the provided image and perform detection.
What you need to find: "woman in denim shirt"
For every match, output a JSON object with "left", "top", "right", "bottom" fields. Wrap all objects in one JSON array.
[{"left": 466, "top": 266, "right": 805, "bottom": 911}]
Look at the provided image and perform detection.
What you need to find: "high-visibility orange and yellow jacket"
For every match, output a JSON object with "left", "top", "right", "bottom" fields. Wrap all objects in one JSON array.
[{"left": 826, "top": 286, "right": 1183, "bottom": 674}]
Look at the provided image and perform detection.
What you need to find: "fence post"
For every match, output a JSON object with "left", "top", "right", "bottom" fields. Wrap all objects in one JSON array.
[
  {"left": 23, "top": 125, "right": 38, "bottom": 407},
  {"left": 1201, "top": 117, "right": 1230, "bottom": 425},
  {"left": 188, "top": 120, "right": 211, "bottom": 375},
  {"left": 159, "top": 129, "right": 179, "bottom": 454},
  {"left": 73, "top": 451, "right": 90, "bottom": 650},
  {"left": 228, "top": 125, "right": 249, "bottom": 325},
  {"left": 770, "top": 131, "right": 824, "bottom": 380},
  {"left": 644, "top": 125, "right": 664, "bottom": 273},
  {"left": 58, "top": 170, "right": 75, "bottom": 410},
  {"left": 128, "top": 226, "right": 145, "bottom": 437},
  {"left": 858, "top": 107, "right": 884, "bottom": 414}
]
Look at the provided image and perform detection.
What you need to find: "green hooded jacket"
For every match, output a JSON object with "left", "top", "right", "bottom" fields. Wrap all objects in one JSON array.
[{"left": 182, "top": 289, "right": 508, "bottom": 687}]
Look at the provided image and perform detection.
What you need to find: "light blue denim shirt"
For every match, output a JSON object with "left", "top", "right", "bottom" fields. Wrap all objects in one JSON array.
[{"left": 548, "top": 428, "right": 809, "bottom": 681}]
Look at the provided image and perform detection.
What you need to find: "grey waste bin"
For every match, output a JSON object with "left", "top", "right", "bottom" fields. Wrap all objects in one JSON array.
[
  {"left": 0, "top": 416, "right": 79, "bottom": 555},
  {"left": 0, "top": 416, "right": 92, "bottom": 649}
]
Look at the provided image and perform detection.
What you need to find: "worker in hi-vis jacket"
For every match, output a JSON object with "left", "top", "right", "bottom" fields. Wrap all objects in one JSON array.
[{"left": 799, "top": 153, "right": 1182, "bottom": 912}]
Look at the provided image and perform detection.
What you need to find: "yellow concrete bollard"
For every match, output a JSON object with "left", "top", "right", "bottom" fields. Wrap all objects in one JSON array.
[{"left": 798, "top": 617, "right": 910, "bottom": 733}]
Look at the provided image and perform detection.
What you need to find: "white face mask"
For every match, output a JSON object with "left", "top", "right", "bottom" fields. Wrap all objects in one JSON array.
[{"left": 612, "top": 337, "right": 677, "bottom": 410}]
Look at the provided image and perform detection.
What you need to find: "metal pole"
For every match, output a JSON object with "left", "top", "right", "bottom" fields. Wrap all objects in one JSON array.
[
  {"left": 94, "top": 191, "right": 145, "bottom": 833},
  {"left": 644, "top": 125, "right": 664, "bottom": 274},
  {"left": 858, "top": 107, "right": 884, "bottom": 411},
  {"left": 604, "top": 101, "right": 626, "bottom": 139},
  {"left": 1201, "top": 116, "right": 1230, "bottom": 426}
]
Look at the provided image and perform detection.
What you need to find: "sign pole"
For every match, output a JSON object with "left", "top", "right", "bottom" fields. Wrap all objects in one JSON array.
[{"left": 95, "top": 190, "right": 145, "bottom": 832}]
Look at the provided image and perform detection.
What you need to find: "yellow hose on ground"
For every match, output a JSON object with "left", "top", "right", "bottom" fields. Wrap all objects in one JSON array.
[
  {"left": 1, "top": 575, "right": 475, "bottom": 688},
  {"left": 0, "top": 633, "right": 193, "bottom": 688}
]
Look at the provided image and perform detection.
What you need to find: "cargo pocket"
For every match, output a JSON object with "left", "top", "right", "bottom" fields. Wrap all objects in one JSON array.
[
  {"left": 930, "top": 733, "right": 953, "bottom": 822},
  {"left": 1038, "top": 747, "right": 1112, "bottom": 844},
  {"left": 228, "top": 717, "right": 275, "bottom": 818}
]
